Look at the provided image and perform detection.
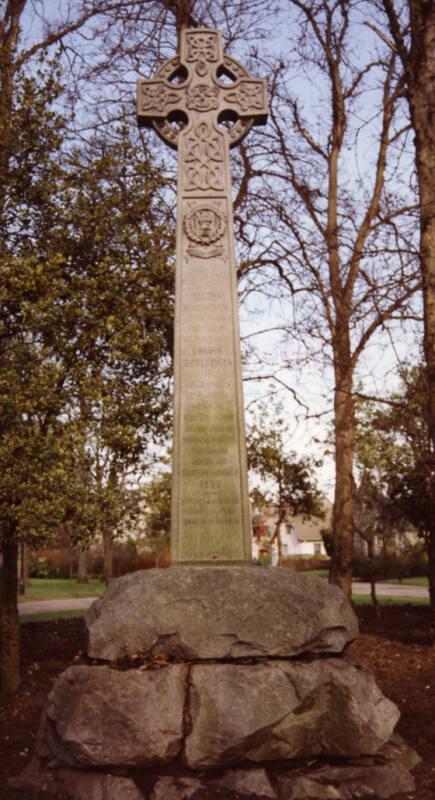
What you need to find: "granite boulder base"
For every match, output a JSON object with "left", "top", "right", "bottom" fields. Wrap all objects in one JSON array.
[
  {"left": 86, "top": 566, "right": 358, "bottom": 661},
  {"left": 12, "top": 567, "right": 416, "bottom": 799}
]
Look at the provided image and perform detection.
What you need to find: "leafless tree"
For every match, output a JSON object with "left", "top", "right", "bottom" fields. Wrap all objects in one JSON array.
[
  {"left": 365, "top": 0, "right": 435, "bottom": 627},
  {"left": 234, "top": 0, "right": 421, "bottom": 596}
]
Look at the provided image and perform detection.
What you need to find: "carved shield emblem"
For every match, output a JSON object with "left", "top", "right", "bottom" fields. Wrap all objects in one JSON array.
[{"left": 184, "top": 206, "right": 226, "bottom": 245}]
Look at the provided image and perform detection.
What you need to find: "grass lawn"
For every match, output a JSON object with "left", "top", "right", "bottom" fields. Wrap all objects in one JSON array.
[
  {"left": 392, "top": 576, "right": 429, "bottom": 586},
  {"left": 20, "top": 578, "right": 105, "bottom": 602},
  {"left": 352, "top": 593, "right": 429, "bottom": 606},
  {"left": 306, "top": 570, "right": 428, "bottom": 586},
  {"left": 304, "top": 569, "right": 328, "bottom": 577}
]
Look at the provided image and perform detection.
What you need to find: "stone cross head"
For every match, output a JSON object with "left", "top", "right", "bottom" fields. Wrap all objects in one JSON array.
[{"left": 137, "top": 28, "right": 268, "bottom": 151}]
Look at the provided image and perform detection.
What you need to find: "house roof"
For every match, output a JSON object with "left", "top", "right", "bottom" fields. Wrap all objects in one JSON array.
[
  {"left": 253, "top": 500, "right": 332, "bottom": 543},
  {"left": 289, "top": 510, "right": 331, "bottom": 542}
]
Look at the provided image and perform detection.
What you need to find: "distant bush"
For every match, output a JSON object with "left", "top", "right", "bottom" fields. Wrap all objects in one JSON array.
[
  {"left": 28, "top": 557, "right": 53, "bottom": 579},
  {"left": 27, "top": 543, "right": 172, "bottom": 580},
  {"left": 352, "top": 550, "right": 428, "bottom": 581},
  {"left": 280, "top": 556, "right": 330, "bottom": 572},
  {"left": 28, "top": 548, "right": 75, "bottom": 579},
  {"left": 114, "top": 547, "right": 171, "bottom": 575}
]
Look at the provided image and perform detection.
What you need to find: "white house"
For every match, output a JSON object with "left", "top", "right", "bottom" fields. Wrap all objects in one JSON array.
[{"left": 252, "top": 501, "right": 331, "bottom": 563}]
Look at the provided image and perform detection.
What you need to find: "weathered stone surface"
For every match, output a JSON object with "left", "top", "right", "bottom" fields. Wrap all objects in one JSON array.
[
  {"left": 151, "top": 770, "right": 277, "bottom": 799},
  {"left": 12, "top": 759, "right": 415, "bottom": 800},
  {"left": 185, "top": 658, "right": 399, "bottom": 768},
  {"left": 86, "top": 566, "right": 358, "bottom": 661},
  {"left": 379, "top": 731, "right": 422, "bottom": 770},
  {"left": 45, "top": 664, "right": 187, "bottom": 767},
  {"left": 216, "top": 768, "right": 277, "bottom": 798},
  {"left": 9, "top": 759, "right": 145, "bottom": 799},
  {"left": 281, "top": 763, "right": 415, "bottom": 799},
  {"left": 151, "top": 776, "right": 205, "bottom": 800}
]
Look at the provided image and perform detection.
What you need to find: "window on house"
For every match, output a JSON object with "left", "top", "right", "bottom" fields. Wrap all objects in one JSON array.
[{"left": 314, "top": 543, "right": 321, "bottom": 554}]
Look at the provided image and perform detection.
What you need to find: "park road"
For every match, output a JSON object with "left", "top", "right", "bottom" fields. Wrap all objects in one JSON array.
[{"left": 17, "top": 580, "right": 428, "bottom": 616}]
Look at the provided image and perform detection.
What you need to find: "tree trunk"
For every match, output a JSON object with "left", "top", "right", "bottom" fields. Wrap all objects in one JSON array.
[
  {"left": 407, "top": 1, "right": 435, "bottom": 642},
  {"left": 102, "top": 529, "right": 114, "bottom": 585},
  {"left": 368, "top": 539, "right": 381, "bottom": 622},
  {"left": 76, "top": 548, "right": 88, "bottom": 584},
  {"left": 0, "top": 0, "right": 26, "bottom": 226},
  {"left": 0, "top": 538, "right": 21, "bottom": 693},
  {"left": 330, "top": 363, "right": 355, "bottom": 598},
  {"left": 18, "top": 541, "right": 27, "bottom": 595},
  {"left": 427, "top": 528, "right": 435, "bottom": 644},
  {"left": 269, "top": 508, "right": 286, "bottom": 567}
]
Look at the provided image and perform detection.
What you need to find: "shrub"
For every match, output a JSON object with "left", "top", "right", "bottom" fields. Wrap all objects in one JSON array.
[
  {"left": 28, "top": 547, "right": 75, "bottom": 578},
  {"left": 280, "top": 556, "right": 330, "bottom": 572},
  {"left": 28, "top": 556, "right": 52, "bottom": 579},
  {"left": 352, "top": 550, "right": 428, "bottom": 581}
]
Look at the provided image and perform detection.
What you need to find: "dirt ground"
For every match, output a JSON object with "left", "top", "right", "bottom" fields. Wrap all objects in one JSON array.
[{"left": 0, "top": 607, "right": 434, "bottom": 799}]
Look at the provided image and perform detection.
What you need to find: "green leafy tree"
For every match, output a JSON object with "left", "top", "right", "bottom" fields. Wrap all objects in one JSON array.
[
  {"left": 142, "top": 470, "right": 172, "bottom": 565},
  {"left": 354, "top": 473, "right": 406, "bottom": 617},
  {"left": 0, "top": 60, "right": 75, "bottom": 692},
  {"left": 355, "top": 364, "right": 435, "bottom": 631},
  {"left": 247, "top": 405, "right": 323, "bottom": 564},
  {"left": 48, "top": 130, "right": 174, "bottom": 583},
  {"left": 0, "top": 63, "right": 174, "bottom": 692}
]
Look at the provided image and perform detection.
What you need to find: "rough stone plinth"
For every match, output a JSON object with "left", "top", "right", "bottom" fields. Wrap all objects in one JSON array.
[
  {"left": 151, "top": 769, "right": 276, "bottom": 799},
  {"left": 280, "top": 762, "right": 415, "bottom": 799},
  {"left": 44, "top": 664, "right": 187, "bottom": 767},
  {"left": 34, "top": 658, "right": 398, "bottom": 774},
  {"left": 86, "top": 566, "right": 358, "bottom": 661},
  {"left": 9, "top": 759, "right": 145, "bottom": 799},
  {"left": 185, "top": 658, "right": 399, "bottom": 768},
  {"left": 12, "top": 757, "right": 415, "bottom": 799},
  {"left": 13, "top": 563, "right": 410, "bottom": 799}
]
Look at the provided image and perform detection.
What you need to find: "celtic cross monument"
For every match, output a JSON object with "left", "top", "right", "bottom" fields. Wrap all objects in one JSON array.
[{"left": 137, "top": 28, "right": 268, "bottom": 564}]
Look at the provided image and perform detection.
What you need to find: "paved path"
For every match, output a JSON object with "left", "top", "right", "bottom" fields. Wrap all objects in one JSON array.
[
  {"left": 352, "top": 581, "right": 428, "bottom": 599},
  {"left": 18, "top": 581, "right": 429, "bottom": 616},
  {"left": 19, "top": 597, "right": 97, "bottom": 615}
]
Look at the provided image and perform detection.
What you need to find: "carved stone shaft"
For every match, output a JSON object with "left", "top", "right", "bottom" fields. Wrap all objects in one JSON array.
[{"left": 138, "top": 28, "right": 268, "bottom": 563}]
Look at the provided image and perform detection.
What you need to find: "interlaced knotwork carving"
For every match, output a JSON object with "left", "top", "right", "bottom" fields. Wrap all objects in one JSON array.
[
  {"left": 226, "top": 83, "right": 265, "bottom": 113},
  {"left": 184, "top": 122, "right": 224, "bottom": 192},
  {"left": 187, "top": 85, "right": 219, "bottom": 112},
  {"left": 140, "top": 84, "right": 180, "bottom": 113},
  {"left": 186, "top": 32, "right": 218, "bottom": 62}
]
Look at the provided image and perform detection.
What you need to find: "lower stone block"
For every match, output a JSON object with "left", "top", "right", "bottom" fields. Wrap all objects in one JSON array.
[
  {"left": 185, "top": 658, "right": 400, "bottom": 768},
  {"left": 278, "top": 762, "right": 416, "bottom": 799},
  {"left": 11, "top": 754, "right": 416, "bottom": 799},
  {"left": 45, "top": 664, "right": 187, "bottom": 767},
  {"left": 9, "top": 759, "right": 145, "bottom": 799},
  {"left": 151, "top": 769, "right": 277, "bottom": 799}
]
